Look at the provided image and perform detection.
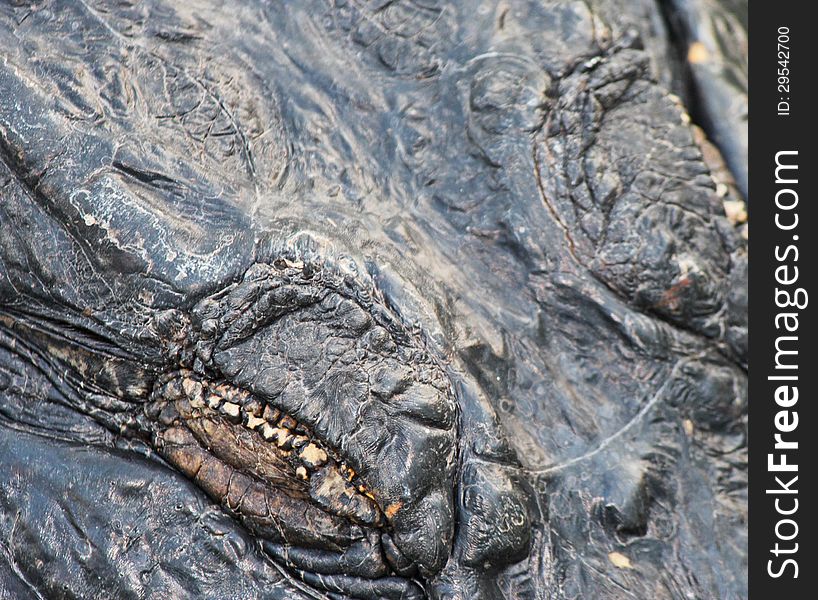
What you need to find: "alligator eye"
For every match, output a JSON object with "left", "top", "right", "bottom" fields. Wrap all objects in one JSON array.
[
  {"left": 150, "top": 375, "right": 385, "bottom": 528},
  {"left": 138, "top": 260, "right": 457, "bottom": 596}
]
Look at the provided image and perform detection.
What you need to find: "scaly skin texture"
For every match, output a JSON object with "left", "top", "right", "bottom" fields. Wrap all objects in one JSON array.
[{"left": 0, "top": 1, "right": 746, "bottom": 598}]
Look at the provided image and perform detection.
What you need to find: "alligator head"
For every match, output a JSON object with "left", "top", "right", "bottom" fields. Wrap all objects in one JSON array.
[{"left": 0, "top": 1, "right": 746, "bottom": 598}]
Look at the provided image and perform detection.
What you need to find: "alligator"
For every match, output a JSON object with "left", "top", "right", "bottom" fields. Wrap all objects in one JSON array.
[{"left": 0, "top": 1, "right": 747, "bottom": 598}]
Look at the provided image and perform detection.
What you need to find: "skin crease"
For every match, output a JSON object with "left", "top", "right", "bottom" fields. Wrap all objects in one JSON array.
[{"left": 0, "top": 1, "right": 747, "bottom": 599}]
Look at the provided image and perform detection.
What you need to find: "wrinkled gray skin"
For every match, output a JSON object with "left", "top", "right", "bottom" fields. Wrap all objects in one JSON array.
[{"left": 0, "top": 1, "right": 747, "bottom": 599}]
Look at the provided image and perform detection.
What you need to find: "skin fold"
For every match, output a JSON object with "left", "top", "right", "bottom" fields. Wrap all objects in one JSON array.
[{"left": 0, "top": 1, "right": 747, "bottom": 598}]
